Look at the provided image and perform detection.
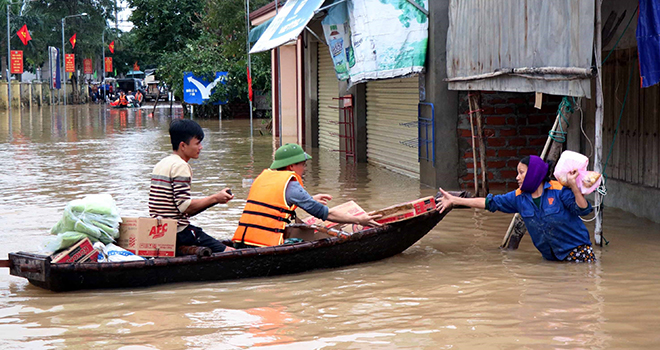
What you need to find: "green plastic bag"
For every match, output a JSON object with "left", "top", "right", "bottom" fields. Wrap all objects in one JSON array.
[{"left": 49, "top": 194, "right": 122, "bottom": 250}]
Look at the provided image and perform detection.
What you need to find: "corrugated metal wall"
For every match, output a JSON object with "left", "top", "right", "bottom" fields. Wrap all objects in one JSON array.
[
  {"left": 446, "top": 0, "right": 594, "bottom": 97},
  {"left": 592, "top": 47, "right": 660, "bottom": 188},
  {"left": 366, "top": 77, "right": 420, "bottom": 178},
  {"left": 317, "top": 45, "right": 340, "bottom": 151}
]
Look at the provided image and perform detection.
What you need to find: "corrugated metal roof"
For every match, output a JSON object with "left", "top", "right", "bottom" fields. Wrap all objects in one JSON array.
[{"left": 446, "top": 0, "right": 594, "bottom": 97}]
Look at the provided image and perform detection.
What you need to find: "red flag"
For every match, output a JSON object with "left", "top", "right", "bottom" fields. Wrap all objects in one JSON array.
[
  {"left": 247, "top": 67, "right": 253, "bottom": 102},
  {"left": 109, "top": 41, "right": 115, "bottom": 54},
  {"left": 16, "top": 24, "right": 31, "bottom": 46},
  {"left": 133, "top": 61, "right": 140, "bottom": 71},
  {"left": 69, "top": 33, "right": 77, "bottom": 49}
]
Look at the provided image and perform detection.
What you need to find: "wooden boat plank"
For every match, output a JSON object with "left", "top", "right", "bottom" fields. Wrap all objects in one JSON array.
[{"left": 9, "top": 205, "right": 449, "bottom": 292}]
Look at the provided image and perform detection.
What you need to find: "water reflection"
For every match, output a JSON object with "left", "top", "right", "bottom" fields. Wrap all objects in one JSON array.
[{"left": 0, "top": 105, "right": 659, "bottom": 349}]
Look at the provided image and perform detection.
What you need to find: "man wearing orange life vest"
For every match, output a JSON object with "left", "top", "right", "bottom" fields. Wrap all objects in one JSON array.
[{"left": 232, "top": 143, "right": 381, "bottom": 248}]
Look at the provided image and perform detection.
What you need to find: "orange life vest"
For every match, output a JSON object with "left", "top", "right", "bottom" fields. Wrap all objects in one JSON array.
[
  {"left": 119, "top": 95, "right": 128, "bottom": 106},
  {"left": 232, "top": 169, "right": 302, "bottom": 247}
]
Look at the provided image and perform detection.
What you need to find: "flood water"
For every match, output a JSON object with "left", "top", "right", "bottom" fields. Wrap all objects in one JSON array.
[{"left": 1, "top": 105, "right": 660, "bottom": 349}]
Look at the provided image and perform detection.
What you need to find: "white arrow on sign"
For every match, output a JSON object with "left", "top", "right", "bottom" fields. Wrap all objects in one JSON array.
[{"left": 186, "top": 75, "right": 225, "bottom": 99}]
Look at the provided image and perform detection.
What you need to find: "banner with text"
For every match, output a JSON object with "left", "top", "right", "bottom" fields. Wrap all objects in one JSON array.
[
  {"left": 104, "top": 57, "right": 112, "bottom": 73},
  {"left": 65, "top": 54, "right": 75, "bottom": 73},
  {"left": 83, "top": 58, "right": 93, "bottom": 74},
  {"left": 321, "top": 0, "right": 428, "bottom": 86},
  {"left": 10, "top": 50, "right": 23, "bottom": 74}
]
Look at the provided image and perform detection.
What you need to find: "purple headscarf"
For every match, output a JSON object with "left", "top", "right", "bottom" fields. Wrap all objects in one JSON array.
[{"left": 521, "top": 156, "right": 548, "bottom": 193}]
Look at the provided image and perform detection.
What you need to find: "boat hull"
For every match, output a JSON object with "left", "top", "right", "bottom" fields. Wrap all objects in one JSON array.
[{"left": 10, "top": 209, "right": 446, "bottom": 292}]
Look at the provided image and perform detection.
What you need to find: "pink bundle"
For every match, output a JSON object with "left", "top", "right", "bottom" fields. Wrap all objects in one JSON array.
[{"left": 553, "top": 151, "right": 602, "bottom": 194}]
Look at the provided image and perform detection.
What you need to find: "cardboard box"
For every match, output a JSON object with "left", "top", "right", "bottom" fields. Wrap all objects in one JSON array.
[
  {"left": 370, "top": 196, "right": 436, "bottom": 224},
  {"left": 118, "top": 217, "right": 177, "bottom": 257},
  {"left": 51, "top": 237, "right": 99, "bottom": 264},
  {"left": 300, "top": 201, "right": 367, "bottom": 233}
]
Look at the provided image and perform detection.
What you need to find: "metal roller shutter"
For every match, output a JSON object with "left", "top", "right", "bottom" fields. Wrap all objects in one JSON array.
[
  {"left": 366, "top": 77, "right": 420, "bottom": 178},
  {"left": 317, "top": 45, "right": 340, "bottom": 150}
]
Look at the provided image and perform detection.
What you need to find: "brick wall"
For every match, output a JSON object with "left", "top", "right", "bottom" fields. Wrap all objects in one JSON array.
[{"left": 457, "top": 91, "right": 561, "bottom": 193}]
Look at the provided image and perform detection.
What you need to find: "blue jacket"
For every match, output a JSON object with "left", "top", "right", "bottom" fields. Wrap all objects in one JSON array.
[{"left": 486, "top": 181, "right": 593, "bottom": 261}]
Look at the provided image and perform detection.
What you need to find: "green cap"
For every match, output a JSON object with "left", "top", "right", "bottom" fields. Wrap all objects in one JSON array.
[{"left": 270, "top": 143, "right": 312, "bottom": 169}]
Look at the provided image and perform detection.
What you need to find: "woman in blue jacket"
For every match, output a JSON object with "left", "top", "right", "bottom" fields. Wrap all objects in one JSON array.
[{"left": 437, "top": 155, "right": 595, "bottom": 262}]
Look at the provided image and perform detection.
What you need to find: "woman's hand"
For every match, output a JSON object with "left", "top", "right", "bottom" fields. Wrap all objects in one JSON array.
[
  {"left": 313, "top": 193, "right": 333, "bottom": 205},
  {"left": 356, "top": 213, "right": 382, "bottom": 227},
  {"left": 566, "top": 169, "right": 580, "bottom": 189},
  {"left": 435, "top": 188, "right": 456, "bottom": 213}
]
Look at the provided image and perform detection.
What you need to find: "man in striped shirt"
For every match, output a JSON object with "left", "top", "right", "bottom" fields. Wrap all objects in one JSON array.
[{"left": 149, "top": 119, "right": 234, "bottom": 253}]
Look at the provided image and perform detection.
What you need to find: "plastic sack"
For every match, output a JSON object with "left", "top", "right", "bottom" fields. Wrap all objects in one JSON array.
[
  {"left": 553, "top": 151, "right": 602, "bottom": 194},
  {"left": 95, "top": 243, "right": 145, "bottom": 262},
  {"left": 42, "top": 231, "right": 98, "bottom": 253},
  {"left": 50, "top": 194, "right": 122, "bottom": 244}
]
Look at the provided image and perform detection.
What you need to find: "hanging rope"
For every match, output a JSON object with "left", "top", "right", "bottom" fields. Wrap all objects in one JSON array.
[{"left": 548, "top": 97, "right": 574, "bottom": 143}]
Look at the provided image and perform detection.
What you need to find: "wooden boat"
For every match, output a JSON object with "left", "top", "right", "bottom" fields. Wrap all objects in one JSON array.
[{"left": 7, "top": 195, "right": 458, "bottom": 292}]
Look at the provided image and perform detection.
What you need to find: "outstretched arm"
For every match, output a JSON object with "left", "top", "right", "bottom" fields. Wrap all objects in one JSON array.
[
  {"left": 435, "top": 188, "right": 486, "bottom": 213},
  {"left": 327, "top": 209, "right": 381, "bottom": 227}
]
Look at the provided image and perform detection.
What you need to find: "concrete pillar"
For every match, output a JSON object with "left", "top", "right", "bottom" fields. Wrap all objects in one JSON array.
[
  {"left": 421, "top": 0, "right": 460, "bottom": 189},
  {"left": 11, "top": 81, "right": 20, "bottom": 108},
  {"left": 0, "top": 82, "right": 7, "bottom": 109},
  {"left": 279, "top": 45, "right": 300, "bottom": 145},
  {"left": 347, "top": 83, "right": 367, "bottom": 163},
  {"left": 304, "top": 37, "right": 319, "bottom": 149}
]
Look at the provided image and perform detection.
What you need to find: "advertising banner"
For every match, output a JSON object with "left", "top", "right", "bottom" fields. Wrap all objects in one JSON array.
[
  {"left": 104, "top": 57, "right": 112, "bottom": 73},
  {"left": 250, "top": 0, "right": 325, "bottom": 53},
  {"left": 322, "top": 2, "right": 354, "bottom": 81},
  {"left": 183, "top": 72, "right": 227, "bottom": 105},
  {"left": 65, "top": 54, "right": 75, "bottom": 73},
  {"left": 10, "top": 50, "right": 23, "bottom": 74},
  {"left": 48, "top": 46, "right": 61, "bottom": 90},
  {"left": 83, "top": 58, "right": 93, "bottom": 74},
  {"left": 320, "top": 0, "right": 428, "bottom": 86}
]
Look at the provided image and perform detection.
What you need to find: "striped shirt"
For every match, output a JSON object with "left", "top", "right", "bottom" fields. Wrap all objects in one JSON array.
[{"left": 149, "top": 154, "right": 193, "bottom": 231}]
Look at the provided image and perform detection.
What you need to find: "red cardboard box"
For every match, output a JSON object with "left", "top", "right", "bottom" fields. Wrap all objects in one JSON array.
[
  {"left": 300, "top": 201, "right": 367, "bottom": 233},
  {"left": 370, "top": 196, "right": 436, "bottom": 224},
  {"left": 118, "top": 217, "right": 177, "bottom": 257},
  {"left": 51, "top": 237, "right": 98, "bottom": 263}
]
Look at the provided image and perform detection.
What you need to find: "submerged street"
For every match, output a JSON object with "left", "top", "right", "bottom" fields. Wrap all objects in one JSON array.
[{"left": 0, "top": 105, "right": 659, "bottom": 349}]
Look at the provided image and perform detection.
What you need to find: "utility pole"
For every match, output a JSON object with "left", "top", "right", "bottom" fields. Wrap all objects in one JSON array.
[{"left": 245, "top": 0, "right": 253, "bottom": 137}]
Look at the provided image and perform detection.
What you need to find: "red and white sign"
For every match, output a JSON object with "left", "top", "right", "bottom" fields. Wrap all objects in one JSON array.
[
  {"left": 10, "top": 50, "right": 23, "bottom": 74},
  {"left": 83, "top": 58, "right": 93, "bottom": 74},
  {"left": 65, "top": 54, "right": 75, "bottom": 73}
]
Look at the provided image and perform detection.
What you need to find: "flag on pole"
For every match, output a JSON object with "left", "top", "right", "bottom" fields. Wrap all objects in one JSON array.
[
  {"left": 109, "top": 41, "right": 115, "bottom": 54},
  {"left": 247, "top": 66, "right": 253, "bottom": 102},
  {"left": 17, "top": 24, "right": 31, "bottom": 46},
  {"left": 69, "top": 33, "right": 77, "bottom": 49},
  {"left": 133, "top": 61, "right": 140, "bottom": 71}
]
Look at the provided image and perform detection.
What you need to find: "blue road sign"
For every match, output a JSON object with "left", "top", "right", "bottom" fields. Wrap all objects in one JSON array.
[{"left": 183, "top": 72, "right": 228, "bottom": 105}]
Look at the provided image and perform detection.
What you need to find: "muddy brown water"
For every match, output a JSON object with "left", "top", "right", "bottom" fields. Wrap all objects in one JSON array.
[{"left": 1, "top": 105, "right": 659, "bottom": 349}]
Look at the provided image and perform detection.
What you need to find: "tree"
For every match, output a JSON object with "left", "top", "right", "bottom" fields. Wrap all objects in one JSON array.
[
  {"left": 127, "top": 0, "right": 204, "bottom": 58},
  {"left": 155, "top": 0, "right": 271, "bottom": 107}
]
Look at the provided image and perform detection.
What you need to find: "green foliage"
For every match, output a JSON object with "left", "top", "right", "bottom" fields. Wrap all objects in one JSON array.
[
  {"left": 126, "top": 0, "right": 204, "bottom": 57},
  {"left": 152, "top": 0, "right": 272, "bottom": 105}
]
